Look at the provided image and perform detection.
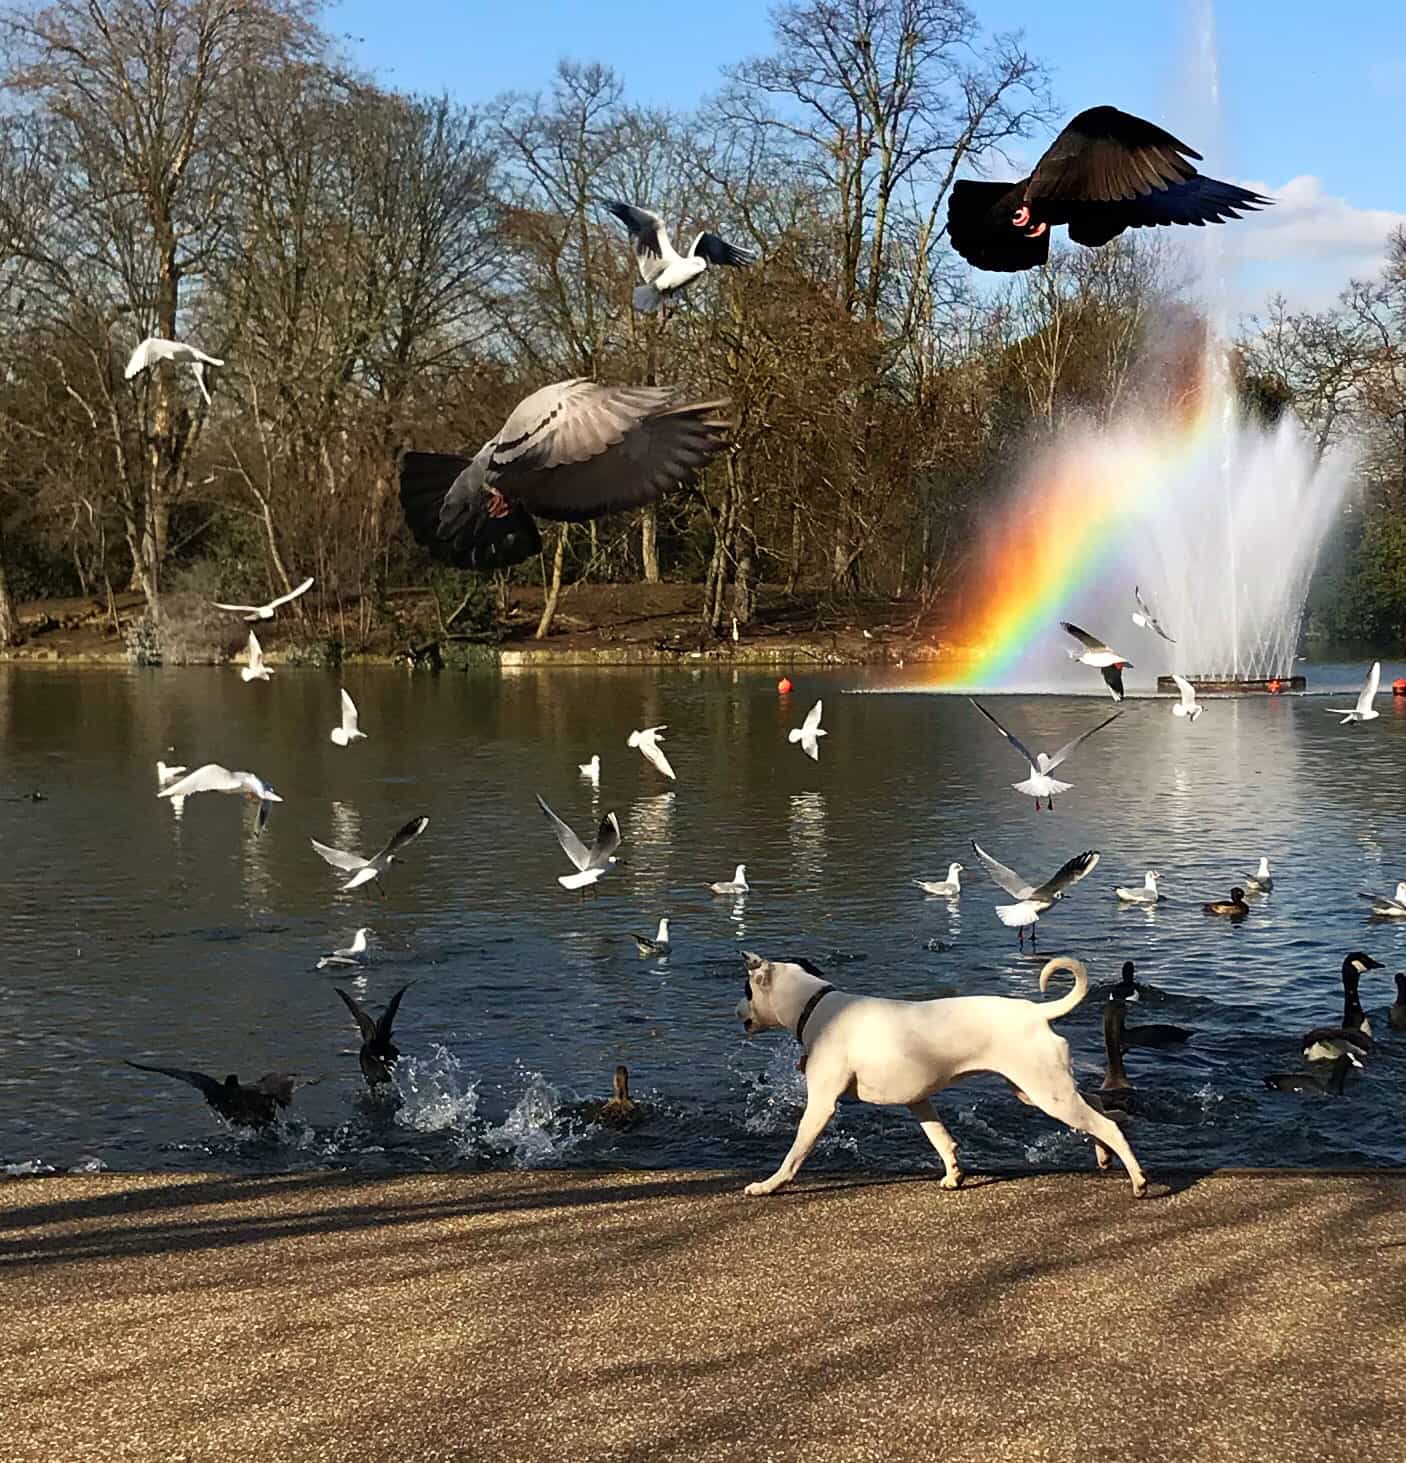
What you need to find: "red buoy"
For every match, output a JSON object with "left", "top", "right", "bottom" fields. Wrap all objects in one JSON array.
[
  {"left": 1393, "top": 677, "right": 1406, "bottom": 697},
  {"left": 777, "top": 677, "right": 793, "bottom": 695}
]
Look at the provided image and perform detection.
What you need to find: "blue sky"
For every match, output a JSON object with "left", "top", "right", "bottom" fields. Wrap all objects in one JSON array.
[{"left": 334, "top": 0, "right": 1406, "bottom": 310}]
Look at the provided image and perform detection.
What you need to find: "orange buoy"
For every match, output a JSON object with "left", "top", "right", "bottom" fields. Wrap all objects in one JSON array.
[
  {"left": 1266, "top": 678, "right": 1282, "bottom": 694},
  {"left": 1393, "top": 677, "right": 1406, "bottom": 696},
  {"left": 777, "top": 677, "right": 793, "bottom": 695}
]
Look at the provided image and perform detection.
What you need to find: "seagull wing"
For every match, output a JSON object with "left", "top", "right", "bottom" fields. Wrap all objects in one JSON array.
[
  {"left": 1059, "top": 621, "right": 1109, "bottom": 654},
  {"left": 125, "top": 1059, "right": 224, "bottom": 1100},
  {"left": 970, "top": 840, "right": 1036, "bottom": 900},
  {"left": 1027, "top": 106, "right": 1200, "bottom": 205},
  {"left": 969, "top": 699, "right": 1041, "bottom": 770},
  {"left": 1042, "top": 710, "right": 1123, "bottom": 773},
  {"left": 1357, "top": 661, "right": 1381, "bottom": 715},
  {"left": 1032, "top": 850, "right": 1101, "bottom": 901},
  {"left": 487, "top": 380, "right": 730, "bottom": 523},
  {"left": 212, "top": 599, "right": 258, "bottom": 614},
  {"left": 587, "top": 811, "right": 622, "bottom": 869},
  {"left": 124, "top": 339, "right": 156, "bottom": 378},
  {"left": 537, "top": 795, "right": 590, "bottom": 871},
  {"left": 341, "top": 866, "right": 381, "bottom": 891},
  {"left": 309, "top": 837, "right": 368, "bottom": 873},
  {"left": 255, "top": 797, "right": 275, "bottom": 835},
  {"left": 639, "top": 737, "right": 676, "bottom": 780},
  {"left": 246, "top": 631, "right": 265, "bottom": 671},
  {"left": 373, "top": 814, "right": 430, "bottom": 862},
  {"left": 266, "top": 577, "right": 314, "bottom": 610},
  {"left": 1172, "top": 674, "right": 1197, "bottom": 708},
  {"left": 378, "top": 984, "right": 411, "bottom": 1042},
  {"left": 158, "top": 763, "right": 242, "bottom": 798},
  {"left": 335, "top": 987, "right": 378, "bottom": 1044},
  {"left": 339, "top": 688, "right": 359, "bottom": 736},
  {"left": 802, "top": 699, "right": 824, "bottom": 734},
  {"left": 604, "top": 200, "right": 676, "bottom": 280},
  {"left": 689, "top": 231, "right": 759, "bottom": 268}
]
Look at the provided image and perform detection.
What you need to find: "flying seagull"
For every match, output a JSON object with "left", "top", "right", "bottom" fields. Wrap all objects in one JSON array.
[
  {"left": 399, "top": 381, "right": 729, "bottom": 573},
  {"left": 335, "top": 984, "right": 410, "bottom": 1087},
  {"left": 1361, "top": 881, "right": 1406, "bottom": 918},
  {"left": 788, "top": 700, "right": 827, "bottom": 762},
  {"left": 124, "top": 1060, "right": 297, "bottom": 1128},
  {"left": 970, "top": 840, "right": 1100, "bottom": 948},
  {"left": 913, "top": 862, "right": 964, "bottom": 898},
  {"left": 629, "top": 918, "right": 671, "bottom": 957},
  {"left": 946, "top": 105, "right": 1271, "bottom": 272},
  {"left": 310, "top": 816, "right": 429, "bottom": 893},
  {"left": 1060, "top": 621, "right": 1133, "bottom": 700},
  {"left": 708, "top": 864, "right": 749, "bottom": 896},
  {"left": 1170, "top": 674, "right": 1202, "bottom": 722},
  {"left": 317, "top": 928, "right": 370, "bottom": 969},
  {"left": 970, "top": 699, "right": 1122, "bottom": 810},
  {"left": 537, "top": 795, "right": 622, "bottom": 892},
  {"left": 1131, "top": 586, "right": 1177, "bottom": 643},
  {"left": 124, "top": 336, "right": 224, "bottom": 405},
  {"left": 1326, "top": 661, "right": 1381, "bottom": 724},
  {"left": 604, "top": 200, "right": 759, "bottom": 313},
  {"left": 213, "top": 576, "right": 314, "bottom": 621},
  {"left": 241, "top": 630, "right": 271, "bottom": 683},
  {"left": 330, "top": 688, "right": 366, "bottom": 747},
  {"left": 628, "top": 725, "right": 676, "bottom": 781},
  {"left": 156, "top": 763, "right": 282, "bottom": 833}
]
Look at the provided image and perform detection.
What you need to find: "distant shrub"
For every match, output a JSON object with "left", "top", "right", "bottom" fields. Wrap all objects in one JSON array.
[{"left": 126, "top": 593, "right": 232, "bottom": 666}]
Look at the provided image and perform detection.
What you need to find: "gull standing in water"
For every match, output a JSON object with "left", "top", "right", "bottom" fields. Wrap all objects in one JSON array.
[
  {"left": 913, "top": 863, "right": 964, "bottom": 898},
  {"left": 629, "top": 919, "right": 671, "bottom": 957},
  {"left": 1060, "top": 622, "right": 1134, "bottom": 701},
  {"left": 157, "top": 764, "right": 282, "bottom": 833},
  {"left": 604, "top": 200, "right": 759, "bottom": 313},
  {"left": 1326, "top": 661, "right": 1381, "bottom": 724},
  {"left": 709, "top": 864, "right": 749, "bottom": 896},
  {"left": 537, "top": 795, "right": 622, "bottom": 892},
  {"left": 970, "top": 699, "right": 1122, "bottom": 810},
  {"left": 330, "top": 689, "right": 366, "bottom": 746},
  {"left": 124, "top": 336, "right": 224, "bottom": 404},
  {"left": 628, "top": 726, "right": 676, "bottom": 781},
  {"left": 1361, "top": 881, "right": 1406, "bottom": 918},
  {"left": 788, "top": 700, "right": 827, "bottom": 761},
  {"left": 1170, "top": 674, "right": 1202, "bottom": 721},
  {"left": 970, "top": 840, "right": 1100, "bottom": 948},
  {"left": 241, "top": 630, "right": 272, "bottom": 683},
  {"left": 579, "top": 754, "right": 600, "bottom": 788},
  {"left": 1115, "top": 871, "right": 1160, "bottom": 905},
  {"left": 1132, "top": 586, "right": 1177, "bottom": 643},
  {"left": 317, "top": 928, "right": 370, "bottom": 969},
  {"left": 1244, "top": 857, "right": 1274, "bottom": 893},
  {"left": 213, "top": 576, "right": 314, "bottom": 620},
  {"left": 310, "top": 816, "right": 430, "bottom": 893}
]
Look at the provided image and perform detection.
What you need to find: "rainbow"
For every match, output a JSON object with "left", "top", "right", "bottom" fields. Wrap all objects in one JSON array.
[{"left": 929, "top": 353, "right": 1222, "bottom": 689}]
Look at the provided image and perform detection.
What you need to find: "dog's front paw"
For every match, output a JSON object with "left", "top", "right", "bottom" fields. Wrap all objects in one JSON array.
[
  {"left": 743, "top": 1181, "right": 771, "bottom": 1198},
  {"left": 1131, "top": 1177, "right": 1149, "bottom": 1198},
  {"left": 939, "top": 1170, "right": 964, "bottom": 1190}
]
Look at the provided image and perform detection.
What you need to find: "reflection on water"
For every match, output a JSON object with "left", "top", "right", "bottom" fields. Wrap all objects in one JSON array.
[{"left": 2, "top": 660, "right": 1406, "bottom": 1177}]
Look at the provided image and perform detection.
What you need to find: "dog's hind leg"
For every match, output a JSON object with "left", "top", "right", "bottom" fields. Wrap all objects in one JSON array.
[
  {"left": 910, "top": 1100, "right": 962, "bottom": 1189},
  {"left": 1022, "top": 1076, "right": 1147, "bottom": 1197},
  {"left": 744, "top": 1091, "right": 838, "bottom": 1197}
]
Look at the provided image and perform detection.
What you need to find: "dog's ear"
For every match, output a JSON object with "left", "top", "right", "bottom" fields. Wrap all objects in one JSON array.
[{"left": 742, "top": 951, "right": 771, "bottom": 986}]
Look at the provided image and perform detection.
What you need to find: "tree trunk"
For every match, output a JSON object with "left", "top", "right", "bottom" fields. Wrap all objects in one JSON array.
[
  {"left": 535, "top": 525, "right": 569, "bottom": 639},
  {"left": 640, "top": 505, "right": 660, "bottom": 584},
  {"left": 0, "top": 539, "right": 19, "bottom": 648}
]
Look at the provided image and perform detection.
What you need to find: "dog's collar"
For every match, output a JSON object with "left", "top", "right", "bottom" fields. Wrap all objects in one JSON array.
[{"left": 794, "top": 985, "right": 836, "bottom": 1045}]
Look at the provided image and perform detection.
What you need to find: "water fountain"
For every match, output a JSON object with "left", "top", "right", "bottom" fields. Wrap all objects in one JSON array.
[{"left": 929, "top": 319, "right": 1352, "bottom": 696}]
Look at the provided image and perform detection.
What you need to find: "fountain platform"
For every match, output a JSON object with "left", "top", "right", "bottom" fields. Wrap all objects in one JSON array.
[{"left": 1157, "top": 675, "right": 1306, "bottom": 695}]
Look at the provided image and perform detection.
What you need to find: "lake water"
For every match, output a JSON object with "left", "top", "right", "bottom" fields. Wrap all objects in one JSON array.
[{"left": 3, "top": 659, "right": 1405, "bottom": 1180}]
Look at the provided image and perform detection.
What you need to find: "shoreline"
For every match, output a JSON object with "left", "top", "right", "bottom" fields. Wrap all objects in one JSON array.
[{"left": 5, "top": 1167, "right": 1404, "bottom": 1460}]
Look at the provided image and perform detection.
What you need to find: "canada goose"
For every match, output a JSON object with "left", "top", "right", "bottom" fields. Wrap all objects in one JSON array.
[
  {"left": 1105, "top": 998, "right": 1193, "bottom": 1051},
  {"left": 1264, "top": 1055, "right": 1353, "bottom": 1095},
  {"left": 1391, "top": 973, "right": 1406, "bottom": 1032},
  {"left": 1302, "top": 954, "right": 1382, "bottom": 1061}
]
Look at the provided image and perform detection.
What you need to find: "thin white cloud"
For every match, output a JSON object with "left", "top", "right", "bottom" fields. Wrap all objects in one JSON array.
[{"left": 1227, "top": 175, "right": 1404, "bottom": 269}]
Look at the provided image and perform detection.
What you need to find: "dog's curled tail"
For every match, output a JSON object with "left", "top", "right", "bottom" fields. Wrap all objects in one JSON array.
[{"left": 1036, "top": 956, "right": 1088, "bottom": 1022}]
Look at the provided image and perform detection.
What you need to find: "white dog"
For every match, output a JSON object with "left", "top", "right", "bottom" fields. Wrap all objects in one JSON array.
[{"left": 735, "top": 951, "right": 1147, "bottom": 1198}]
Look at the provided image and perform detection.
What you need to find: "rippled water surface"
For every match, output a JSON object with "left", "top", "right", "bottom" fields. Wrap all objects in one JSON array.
[{"left": 3, "top": 660, "right": 1405, "bottom": 1179}]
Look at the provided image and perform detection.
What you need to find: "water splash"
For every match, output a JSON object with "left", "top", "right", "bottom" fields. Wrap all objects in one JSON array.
[
  {"left": 485, "top": 1071, "right": 584, "bottom": 1167},
  {"left": 394, "top": 1044, "right": 481, "bottom": 1137}
]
